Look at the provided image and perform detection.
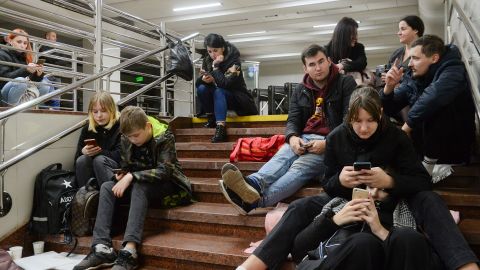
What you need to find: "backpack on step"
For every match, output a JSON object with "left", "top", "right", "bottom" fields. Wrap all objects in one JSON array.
[
  {"left": 70, "top": 178, "right": 99, "bottom": 236},
  {"left": 30, "top": 163, "right": 77, "bottom": 235},
  {"left": 229, "top": 135, "right": 286, "bottom": 162}
]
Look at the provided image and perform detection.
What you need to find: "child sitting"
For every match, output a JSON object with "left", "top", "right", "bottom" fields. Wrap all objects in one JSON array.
[{"left": 73, "top": 106, "right": 193, "bottom": 270}]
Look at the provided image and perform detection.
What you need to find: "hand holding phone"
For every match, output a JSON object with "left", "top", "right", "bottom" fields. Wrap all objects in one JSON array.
[
  {"left": 112, "top": 168, "right": 127, "bottom": 175},
  {"left": 36, "top": 58, "right": 46, "bottom": 65},
  {"left": 352, "top": 187, "right": 369, "bottom": 200},
  {"left": 353, "top": 161, "right": 372, "bottom": 171},
  {"left": 84, "top": 138, "right": 98, "bottom": 147}
]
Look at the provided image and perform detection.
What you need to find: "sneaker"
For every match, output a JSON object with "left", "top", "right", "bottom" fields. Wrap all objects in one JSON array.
[
  {"left": 73, "top": 247, "right": 116, "bottom": 270},
  {"left": 431, "top": 164, "right": 454, "bottom": 183},
  {"left": 112, "top": 250, "right": 138, "bottom": 270},
  {"left": 219, "top": 180, "right": 255, "bottom": 215},
  {"left": 211, "top": 125, "right": 227, "bottom": 143},
  {"left": 221, "top": 163, "right": 260, "bottom": 204}
]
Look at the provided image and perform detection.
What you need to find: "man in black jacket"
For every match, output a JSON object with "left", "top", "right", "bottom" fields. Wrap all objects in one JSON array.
[
  {"left": 381, "top": 35, "right": 475, "bottom": 182},
  {"left": 219, "top": 44, "right": 356, "bottom": 215}
]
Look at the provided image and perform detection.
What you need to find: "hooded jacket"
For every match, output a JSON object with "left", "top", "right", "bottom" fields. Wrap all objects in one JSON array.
[
  {"left": 120, "top": 116, "right": 192, "bottom": 199},
  {"left": 196, "top": 42, "right": 258, "bottom": 116},
  {"left": 285, "top": 68, "right": 356, "bottom": 143},
  {"left": 0, "top": 47, "right": 43, "bottom": 89},
  {"left": 381, "top": 44, "right": 475, "bottom": 162},
  {"left": 74, "top": 121, "right": 122, "bottom": 164}
]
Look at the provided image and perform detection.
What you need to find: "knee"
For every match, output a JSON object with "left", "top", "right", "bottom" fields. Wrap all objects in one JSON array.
[
  {"left": 196, "top": 84, "right": 209, "bottom": 96},
  {"left": 410, "top": 190, "right": 444, "bottom": 210},
  {"left": 76, "top": 154, "right": 91, "bottom": 168},
  {"left": 349, "top": 233, "right": 383, "bottom": 252},
  {"left": 389, "top": 228, "right": 427, "bottom": 249},
  {"left": 92, "top": 155, "right": 107, "bottom": 169},
  {"left": 213, "top": 87, "right": 226, "bottom": 98},
  {"left": 100, "top": 181, "right": 115, "bottom": 194}
]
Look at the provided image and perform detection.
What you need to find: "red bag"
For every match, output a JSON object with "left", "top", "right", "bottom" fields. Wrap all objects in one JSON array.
[{"left": 229, "top": 135, "right": 286, "bottom": 162}]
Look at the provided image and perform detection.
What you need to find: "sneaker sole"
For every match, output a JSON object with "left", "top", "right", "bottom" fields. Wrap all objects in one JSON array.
[
  {"left": 222, "top": 169, "right": 260, "bottom": 204},
  {"left": 219, "top": 180, "right": 247, "bottom": 215},
  {"left": 85, "top": 262, "right": 115, "bottom": 270}
]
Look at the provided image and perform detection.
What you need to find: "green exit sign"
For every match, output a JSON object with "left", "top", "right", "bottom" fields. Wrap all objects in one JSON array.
[{"left": 135, "top": 76, "right": 144, "bottom": 83}]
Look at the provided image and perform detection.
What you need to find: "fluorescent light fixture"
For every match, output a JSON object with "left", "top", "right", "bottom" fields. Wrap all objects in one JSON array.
[
  {"left": 256, "top": 52, "right": 300, "bottom": 59},
  {"left": 313, "top": 21, "right": 360, "bottom": 28},
  {"left": 173, "top": 3, "right": 222, "bottom": 12},
  {"left": 313, "top": 23, "right": 337, "bottom": 28},
  {"left": 227, "top": 31, "right": 266, "bottom": 37}
]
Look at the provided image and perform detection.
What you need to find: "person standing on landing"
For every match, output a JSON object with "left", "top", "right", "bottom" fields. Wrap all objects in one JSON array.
[{"left": 219, "top": 44, "right": 356, "bottom": 215}]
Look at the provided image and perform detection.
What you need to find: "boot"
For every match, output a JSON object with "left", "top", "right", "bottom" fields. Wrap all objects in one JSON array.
[
  {"left": 204, "top": 113, "right": 216, "bottom": 128},
  {"left": 211, "top": 124, "right": 227, "bottom": 143}
]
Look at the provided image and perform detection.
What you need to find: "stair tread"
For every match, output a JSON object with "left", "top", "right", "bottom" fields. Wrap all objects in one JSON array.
[
  {"left": 146, "top": 202, "right": 266, "bottom": 227},
  {"left": 46, "top": 231, "right": 255, "bottom": 266},
  {"left": 176, "top": 142, "right": 234, "bottom": 151},
  {"left": 176, "top": 127, "right": 285, "bottom": 135},
  {"left": 459, "top": 219, "right": 480, "bottom": 245}
]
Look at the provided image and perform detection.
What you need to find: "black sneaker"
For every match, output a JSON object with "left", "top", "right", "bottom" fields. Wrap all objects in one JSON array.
[
  {"left": 204, "top": 114, "right": 216, "bottom": 128},
  {"left": 73, "top": 247, "right": 116, "bottom": 270},
  {"left": 112, "top": 250, "right": 139, "bottom": 270},
  {"left": 219, "top": 180, "right": 255, "bottom": 215}
]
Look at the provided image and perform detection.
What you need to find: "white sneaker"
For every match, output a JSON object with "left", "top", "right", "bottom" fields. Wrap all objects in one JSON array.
[{"left": 431, "top": 164, "right": 454, "bottom": 183}]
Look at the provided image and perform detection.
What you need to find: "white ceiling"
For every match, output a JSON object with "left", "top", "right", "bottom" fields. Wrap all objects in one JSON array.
[{"left": 106, "top": 0, "right": 428, "bottom": 64}]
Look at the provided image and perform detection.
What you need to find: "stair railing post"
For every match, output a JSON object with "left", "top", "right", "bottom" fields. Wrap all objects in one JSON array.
[
  {"left": 94, "top": 0, "right": 103, "bottom": 91},
  {"left": 159, "top": 21, "right": 167, "bottom": 116},
  {"left": 0, "top": 119, "right": 12, "bottom": 217}
]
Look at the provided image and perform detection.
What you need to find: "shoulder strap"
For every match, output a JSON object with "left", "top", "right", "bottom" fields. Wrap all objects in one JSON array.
[{"left": 229, "top": 138, "right": 244, "bottom": 162}]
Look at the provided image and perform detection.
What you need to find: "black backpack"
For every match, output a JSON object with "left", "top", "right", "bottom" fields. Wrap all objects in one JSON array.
[{"left": 30, "top": 163, "right": 77, "bottom": 235}]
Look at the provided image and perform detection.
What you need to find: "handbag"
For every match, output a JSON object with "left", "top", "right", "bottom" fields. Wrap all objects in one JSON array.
[
  {"left": 229, "top": 135, "right": 285, "bottom": 162},
  {"left": 70, "top": 178, "right": 99, "bottom": 236}
]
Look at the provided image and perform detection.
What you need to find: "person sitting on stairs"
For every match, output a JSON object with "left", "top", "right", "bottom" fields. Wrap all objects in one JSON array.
[
  {"left": 73, "top": 106, "right": 193, "bottom": 270},
  {"left": 196, "top": 33, "right": 258, "bottom": 143},
  {"left": 219, "top": 44, "right": 356, "bottom": 215},
  {"left": 381, "top": 35, "right": 476, "bottom": 183}
]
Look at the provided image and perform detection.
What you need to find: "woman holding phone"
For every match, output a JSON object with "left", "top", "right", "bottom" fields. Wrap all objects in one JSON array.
[
  {"left": 235, "top": 87, "right": 478, "bottom": 270},
  {"left": 196, "top": 33, "right": 257, "bottom": 142},
  {"left": 0, "top": 28, "right": 57, "bottom": 106},
  {"left": 74, "top": 91, "right": 121, "bottom": 188}
]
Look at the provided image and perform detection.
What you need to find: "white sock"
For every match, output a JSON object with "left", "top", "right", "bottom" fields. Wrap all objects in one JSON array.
[
  {"left": 123, "top": 247, "right": 137, "bottom": 258},
  {"left": 95, "top": 244, "right": 113, "bottom": 254},
  {"left": 236, "top": 266, "right": 247, "bottom": 270},
  {"left": 422, "top": 156, "right": 437, "bottom": 175}
]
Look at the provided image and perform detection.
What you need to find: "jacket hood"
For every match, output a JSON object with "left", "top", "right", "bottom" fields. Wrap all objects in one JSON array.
[
  {"left": 301, "top": 64, "right": 339, "bottom": 92},
  {"left": 147, "top": 116, "right": 168, "bottom": 137}
]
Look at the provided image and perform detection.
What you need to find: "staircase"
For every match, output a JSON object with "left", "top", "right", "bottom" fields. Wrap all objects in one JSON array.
[{"left": 42, "top": 115, "right": 480, "bottom": 269}]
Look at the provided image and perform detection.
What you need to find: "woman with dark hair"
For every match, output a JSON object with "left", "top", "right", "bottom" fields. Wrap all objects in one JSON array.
[
  {"left": 325, "top": 17, "right": 367, "bottom": 73},
  {"left": 196, "top": 33, "right": 258, "bottom": 143},
  {"left": 0, "top": 28, "right": 56, "bottom": 107},
  {"left": 388, "top": 15, "right": 424, "bottom": 70}
]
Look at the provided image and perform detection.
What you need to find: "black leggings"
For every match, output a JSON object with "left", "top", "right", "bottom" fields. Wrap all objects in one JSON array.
[{"left": 317, "top": 228, "right": 443, "bottom": 270}]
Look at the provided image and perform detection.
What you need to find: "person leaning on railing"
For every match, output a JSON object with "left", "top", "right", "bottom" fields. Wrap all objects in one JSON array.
[{"left": 0, "top": 28, "right": 58, "bottom": 108}]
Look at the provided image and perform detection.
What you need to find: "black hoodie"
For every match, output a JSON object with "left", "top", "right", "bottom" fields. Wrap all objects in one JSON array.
[{"left": 0, "top": 47, "right": 43, "bottom": 89}]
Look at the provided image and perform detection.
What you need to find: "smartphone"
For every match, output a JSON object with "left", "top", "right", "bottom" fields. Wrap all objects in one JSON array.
[
  {"left": 352, "top": 187, "right": 369, "bottom": 200},
  {"left": 199, "top": 70, "right": 209, "bottom": 76},
  {"left": 84, "top": 138, "right": 98, "bottom": 147},
  {"left": 353, "top": 161, "right": 372, "bottom": 171},
  {"left": 36, "top": 58, "right": 46, "bottom": 65},
  {"left": 112, "top": 168, "right": 127, "bottom": 174}
]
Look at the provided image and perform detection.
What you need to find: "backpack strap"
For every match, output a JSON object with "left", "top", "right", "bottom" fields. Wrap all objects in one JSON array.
[{"left": 229, "top": 138, "right": 244, "bottom": 163}]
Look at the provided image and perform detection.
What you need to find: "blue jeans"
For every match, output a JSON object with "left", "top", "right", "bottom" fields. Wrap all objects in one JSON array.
[
  {"left": 1, "top": 77, "right": 59, "bottom": 107},
  {"left": 196, "top": 84, "right": 234, "bottom": 122},
  {"left": 247, "top": 134, "right": 326, "bottom": 207}
]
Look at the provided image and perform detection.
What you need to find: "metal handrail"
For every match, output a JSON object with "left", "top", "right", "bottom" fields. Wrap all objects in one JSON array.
[
  {"left": 452, "top": 0, "right": 480, "bottom": 50},
  {"left": 0, "top": 32, "right": 199, "bottom": 122}
]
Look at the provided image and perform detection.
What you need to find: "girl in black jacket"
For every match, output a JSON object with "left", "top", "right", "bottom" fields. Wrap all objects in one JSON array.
[
  {"left": 74, "top": 92, "right": 121, "bottom": 187},
  {"left": 0, "top": 28, "right": 57, "bottom": 107},
  {"left": 196, "top": 33, "right": 258, "bottom": 142}
]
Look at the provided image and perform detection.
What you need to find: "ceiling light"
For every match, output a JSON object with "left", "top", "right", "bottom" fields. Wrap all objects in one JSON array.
[
  {"left": 173, "top": 3, "right": 222, "bottom": 12},
  {"left": 313, "top": 23, "right": 337, "bottom": 28},
  {"left": 256, "top": 53, "right": 300, "bottom": 59},
  {"left": 227, "top": 31, "right": 266, "bottom": 37}
]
